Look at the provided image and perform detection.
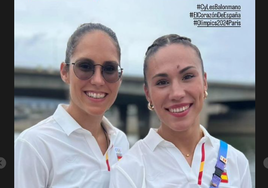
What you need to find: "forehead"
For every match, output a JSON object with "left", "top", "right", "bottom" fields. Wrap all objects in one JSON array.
[
  {"left": 72, "top": 31, "right": 119, "bottom": 61},
  {"left": 147, "top": 44, "right": 201, "bottom": 72},
  {"left": 77, "top": 31, "right": 116, "bottom": 51}
]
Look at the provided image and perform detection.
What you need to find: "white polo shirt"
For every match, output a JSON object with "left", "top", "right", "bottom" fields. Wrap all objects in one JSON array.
[
  {"left": 15, "top": 104, "right": 129, "bottom": 188},
  {"left": 109, "top": 125, "right": 252, "bottom": 188}
]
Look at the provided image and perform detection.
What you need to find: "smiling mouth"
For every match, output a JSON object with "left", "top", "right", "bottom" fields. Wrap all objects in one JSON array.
[
  {"left": 167, "top": 105, "right": 190, "bottom": 113},
  {"left": 86, "top": 92, "right": 107, "bottom": 99}
]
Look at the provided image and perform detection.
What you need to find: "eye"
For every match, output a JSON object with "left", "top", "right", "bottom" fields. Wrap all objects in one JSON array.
[
  {"left": 77, "top": 62, "right": 94, "bottom": 72},
  {"left": 103, "top": 63, "right": 118, "bottom": 74},
  {"left": 104, "top": 65, "right": 116, "bottom": 72},
  {"left": 183, "top": 74, "right": 194, "bottom": 80},
  {"left": 156, "top": 80, "right": 169, "bottom": 86}
]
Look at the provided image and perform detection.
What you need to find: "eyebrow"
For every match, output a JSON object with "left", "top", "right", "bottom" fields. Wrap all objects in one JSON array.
[
  {"left": 75, "top": 58, "right": 119, "bottom": 65},
  {"left": 152, "top": 66, "right": 195, "bottom": 79},
  {"left": 74, "top": 58, "right": 94, "bottom": 63},
  {"left": 179, "top": 66, "right": 195, "bottom": 74}
]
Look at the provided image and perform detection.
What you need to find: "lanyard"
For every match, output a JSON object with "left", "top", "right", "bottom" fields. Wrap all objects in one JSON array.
[
  {"left": 210, "top": 140, "right": 228, "bottom": 188},
  {"left": 197, "top": 140, "right": 228, "bottom": 187},
  {"left": 106, "top": 152, "right": 110, "bottom": 171},
  {"left": 198, "top": 142, "right": 205, "bottom": 185}
]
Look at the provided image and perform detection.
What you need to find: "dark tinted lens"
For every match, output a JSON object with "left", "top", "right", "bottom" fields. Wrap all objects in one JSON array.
[
  {"left": 103, "top": 62, "right": 121, "bottom": 83},
  {"left": 74, "top": 61, "right": 94, "bottom": 80}
]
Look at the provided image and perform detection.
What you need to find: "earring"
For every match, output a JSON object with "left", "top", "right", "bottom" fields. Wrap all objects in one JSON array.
[
  {"left": 147, "top": 102, "right": 154, "bottom": 111},
  {"left": 204, "top": 90, "right": 208, "bottom": 99}
]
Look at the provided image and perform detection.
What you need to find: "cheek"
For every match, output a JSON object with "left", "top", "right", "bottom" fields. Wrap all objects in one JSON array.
[
  {"left": 69, "top": 78, "right": 85, "bottom": 97},
  {"left": 193, "top": 87, "right": 204, "bottom": 102},
  {"left": 109, "top": 83, "right": 120, "bottom": 96},
  {"left": 149, "top": 88, "right": 164, "bottom": 105}
]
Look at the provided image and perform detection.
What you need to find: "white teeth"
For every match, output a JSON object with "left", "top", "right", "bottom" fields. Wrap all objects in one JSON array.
[
  {"left": 169, "top": 105, "right": 189, "bottom": 113},
  {"left": 87, "top": 92, "right": 105, "bottom": 99}
]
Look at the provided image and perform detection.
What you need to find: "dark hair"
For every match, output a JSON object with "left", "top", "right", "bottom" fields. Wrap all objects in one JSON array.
[
  {"left": 143, "top": 34, "right": 204, "bottom": 87},
  {"left": 64, "top": 23, "right": 121, "bottom": 67}
]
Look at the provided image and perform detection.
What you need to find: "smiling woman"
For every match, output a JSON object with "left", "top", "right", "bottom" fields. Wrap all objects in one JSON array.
[
  {"left": 14, "top": 22, "right": 130, "bottom": 188},
  {"left": 109, "top": 34, "right": 253, "bottom": 188}
]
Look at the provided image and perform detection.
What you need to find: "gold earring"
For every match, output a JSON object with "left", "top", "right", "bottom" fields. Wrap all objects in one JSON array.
[
  {"left": 147, "top": 102, "right": 154, "bottom": 111},
  {"left": 204, "top": 90, "right": 208, "bottom": 99}
]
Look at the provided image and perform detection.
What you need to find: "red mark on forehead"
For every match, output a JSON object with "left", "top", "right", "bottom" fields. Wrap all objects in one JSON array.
[{"left": 177, "top": 65, "right": 180, "bottom": 69}]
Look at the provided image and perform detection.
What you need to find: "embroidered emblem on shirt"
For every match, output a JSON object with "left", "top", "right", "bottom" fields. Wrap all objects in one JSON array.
[{"left": 114, "top": 147, "right": 123, "bottom": 161}]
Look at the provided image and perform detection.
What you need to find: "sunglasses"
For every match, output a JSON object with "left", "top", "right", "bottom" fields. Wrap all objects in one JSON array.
[{"left": 67, "top": 60, "right": 123, "bottom": 83}]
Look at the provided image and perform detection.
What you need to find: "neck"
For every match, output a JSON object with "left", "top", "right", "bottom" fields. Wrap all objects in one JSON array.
[
  {"left": 65, "top": 104, "right": 109, "bottom": 155},
  {"left": 157, "top": 125, "right": 203, "bottom": 157},
  {"left": 65, "top": 103, "right": 104, "bottom": 135}
]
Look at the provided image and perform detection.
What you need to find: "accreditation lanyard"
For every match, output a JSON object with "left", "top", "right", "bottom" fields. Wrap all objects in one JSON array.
[
  {"left": 106, "top": 152, "right": 111, "bottom": 171},
  {"left": 198, "top": 142, "right": 205, "bottom": 185},
  {"left": 197, "top": 141, "right": 228, "bottom": 187}
]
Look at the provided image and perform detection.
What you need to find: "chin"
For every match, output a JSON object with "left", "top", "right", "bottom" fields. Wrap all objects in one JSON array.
[
  {"left": 86, "top": 108, "right": 106, "bottom": 117},
  {"left": 170, "top": 122, "right": 190, "bottom": 132}
]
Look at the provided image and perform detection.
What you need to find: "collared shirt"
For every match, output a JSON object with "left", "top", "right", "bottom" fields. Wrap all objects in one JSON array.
[
  {"left": 109, "top": 125, "right": 252, "bottom": 188},
  {"left": 15, "top": 104, "right": 129, "bottom": 188}
]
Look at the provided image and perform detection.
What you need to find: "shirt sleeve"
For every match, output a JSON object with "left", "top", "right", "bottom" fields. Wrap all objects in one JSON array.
[
  {"left": 15, "top": 138, "right": 49, "bottom": 188},
  {"left": 109, "top": 164, "right": 146, "bottom": 188},
  {"left": 234, "top": 148, "right": 253, "bottom": 188},
  {"left": 239, "top": 160, "right": 253, "bottom": 188}
]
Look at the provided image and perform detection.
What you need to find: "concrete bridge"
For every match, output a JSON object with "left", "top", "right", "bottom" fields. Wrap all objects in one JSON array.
[{"left": 14, "top": 67, "right": 255, "bottom": 138}]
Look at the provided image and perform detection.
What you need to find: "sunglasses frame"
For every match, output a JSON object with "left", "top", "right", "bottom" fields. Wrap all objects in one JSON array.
[{"left": 66, "top": 61, "right": 123, "bottom": 83}]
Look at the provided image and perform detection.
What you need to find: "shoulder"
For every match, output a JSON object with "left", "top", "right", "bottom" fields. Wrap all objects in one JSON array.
[
  {"left": 207, "top": 134, "right": 250, "bottom": 166},
  {"left": 15, "top": 115, "right": 55, "bottom": 146},
  {"left": 113, "top": 126, "right": 128, "bottom": 140},
  {"left": 227, "top": 143, "right": 250, "bottom": 163},
  {"left": 213, "top": 138, "right": 251, "bottom": 174},
  {"left": 212, "top": 137, "right": 249, "bottom": 161}
]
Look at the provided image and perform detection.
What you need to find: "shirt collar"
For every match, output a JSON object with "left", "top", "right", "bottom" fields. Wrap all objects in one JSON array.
[
  {"left": 53, "top": 104, "right": 82, "bottom": 136},
  {"left": 143, "top": 128, "right": 165, "bottom": 151},
  {"left": 101, "top": 116, "right": 117, "bottom": 136},
  {"left": 200, "top": 124, "right": 215, "bottom": 148},
  {"left": 53, "top": 104, "right": 118, "bottom": 136},
  {"left": 143, "top": 125, "right": 215, "bottom": 152}
]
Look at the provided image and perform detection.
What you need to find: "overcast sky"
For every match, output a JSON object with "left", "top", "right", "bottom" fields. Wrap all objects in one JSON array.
[{"left": 14, "top": 0, "right": 255, "bottom": 84}]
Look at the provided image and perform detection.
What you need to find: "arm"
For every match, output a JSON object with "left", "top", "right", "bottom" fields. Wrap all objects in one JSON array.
[
  {"left": 15, "top": 138, "right": 49, "bottom": 188},
  {"left": 239, "top": 160, "right": 253, "bottom": 188},
  {"left": 109, "top": 164, "right": 145, "bottom": 188}
]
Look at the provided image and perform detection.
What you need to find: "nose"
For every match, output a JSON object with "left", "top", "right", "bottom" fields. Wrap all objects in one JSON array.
[
  {"left": 169, "top": 80, "right": 185, "bottom": 101},
  {"left": 90, "top": 66, "right": 105, "bottom": 86}
]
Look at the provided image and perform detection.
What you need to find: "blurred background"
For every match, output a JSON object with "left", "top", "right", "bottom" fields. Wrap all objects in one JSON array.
[{"left": 14, "top": 0, "right": 255, "bottom": 187}]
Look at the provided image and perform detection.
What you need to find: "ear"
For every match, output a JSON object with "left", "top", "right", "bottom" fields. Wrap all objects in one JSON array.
[
  {"left": 203, "top": 72, "right": 208, "bottom": 91},
  {"left": 143, "top": 84, "right": 151, "bottom": 103},
  {"left": 60, "top": 62, "right": 70, "bottom": 84}
]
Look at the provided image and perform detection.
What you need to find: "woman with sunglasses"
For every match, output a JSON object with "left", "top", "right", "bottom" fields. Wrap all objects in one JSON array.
[
  {"left": 15, "top": 23, "right": 129, "bottom": 188},
  {"left": 109, "top": 34, "right": 252, "bottom": 188}
]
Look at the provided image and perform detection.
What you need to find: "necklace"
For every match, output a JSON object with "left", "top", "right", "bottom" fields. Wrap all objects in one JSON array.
[{"left": 184, "top": 129, "right": 204, "bottom": 158}]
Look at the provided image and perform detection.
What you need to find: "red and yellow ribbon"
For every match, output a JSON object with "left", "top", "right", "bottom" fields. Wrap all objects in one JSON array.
[
  {"left": 106, "top": 152, "right": 110, "bottom": 171},
  {"left": 198, "top": 143, "right": 205, "bottom": 185}
]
